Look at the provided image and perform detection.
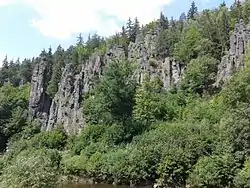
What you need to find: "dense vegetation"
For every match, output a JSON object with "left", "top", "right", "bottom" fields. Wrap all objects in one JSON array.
[{"left": 1, "top": 1, "right": 250, "bottom": 187}]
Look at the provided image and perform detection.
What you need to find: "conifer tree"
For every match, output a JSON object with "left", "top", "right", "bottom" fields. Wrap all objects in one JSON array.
[
  {"left": 158, "top": 12, "right": 169, "bottom": 31},
  {"left": 187, "top": 1, "right": 198, "bottom": 20}
]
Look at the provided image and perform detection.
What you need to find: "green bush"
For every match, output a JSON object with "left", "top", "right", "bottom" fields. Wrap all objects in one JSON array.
[
  {"left": 188, "top": 154, "right": 237, "bottom": 188},
  {"left": 234, "top": 159, "right": 250, "bottom": 188},
  {"left": 61, "top": 153, "right": 88, "bottom": 175},
  {"left": 71, "top": 125, "right": 106, "bottom": 155},
  {"left": 0, "top": 149, "right": 60, "bottom": 188},
  {"left": 29, "top": 128, "right": 67, "bottom": 150},
  {"left": 157, "top": 148, "right": 194, "bottom": 187}
]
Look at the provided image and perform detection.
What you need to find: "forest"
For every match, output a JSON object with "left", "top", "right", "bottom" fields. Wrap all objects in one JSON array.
[{"left": 1, "top": 0, "right": 250, "bottom": 187}]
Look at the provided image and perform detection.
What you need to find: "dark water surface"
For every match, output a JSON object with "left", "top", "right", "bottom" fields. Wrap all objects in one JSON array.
[{"left": 60, "top": 184, "right": 151, "bottom": 188}]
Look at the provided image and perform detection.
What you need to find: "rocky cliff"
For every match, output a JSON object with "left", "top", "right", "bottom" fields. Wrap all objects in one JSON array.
[
  {"left": 216, "top": 19, "right": 250, "bottom": 87},
  {"left": 29, "top": 20, "right": 250, "bottom": 134}
]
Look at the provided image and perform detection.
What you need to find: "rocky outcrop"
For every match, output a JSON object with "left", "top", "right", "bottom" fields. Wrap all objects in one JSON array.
[
  {"left": 32, "top": 21, "right": 250, "bottom": 133},
  {"left": 29, "top": 33, "right": 185, "bottom": 133},
  {"left": 128, "top": 32, "right": 184, "bottom": 89},
  {"left": 45, "top": 64, "right": 84, "bottom": 134},
  {"left": 216, "top": 19, "right": 250, "bottom": 86},
  {"left": 83, "top": 53, "right": 103, "bottom": 93},
  {"left": 28, "top": 56, "right": 51, "bottom": 126}
]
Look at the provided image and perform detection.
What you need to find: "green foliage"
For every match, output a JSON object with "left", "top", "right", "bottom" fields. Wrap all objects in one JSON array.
[
  {"left": 174, "top": 23, "right": 203, "bottom": 63},
  {"left": 234, "top": 159, "right": 250, "bottom": 188},
  {"left": 133, "top": 74, "right": 165, "bottom": 125},
  {"left": 181, "top": 55, "right": 218, "bottom": 94},
  {"left": 188, "top": 154, "right": 237, "bottom": 188},
  {"left": 84, "top": 59, "right": 137, "bottom": 125},
  {"left": 0, "top": 84, "right": 30, "bottom": 150},
  {"left": 157, "top": 148, "right": 194, "bottom": 187},
  {"left": 0, "top": 149, "right": 60, "bottom": 188},
  {"left": 29, "top": 128, "right": 67, "bottom": 150},
  {"left": 47, "top": 45, "right": 65, "bottom": 97},
  {"left": 187, "top": 1, "right": 198, "bottom": 20}
]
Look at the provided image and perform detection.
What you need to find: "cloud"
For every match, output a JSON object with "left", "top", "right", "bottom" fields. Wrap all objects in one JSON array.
[
  {"left": 0, "top": 0, "right": 15, "bottom": 6},
  {"left": 2, "top": 0, "right": 173, "bottom": 40}
]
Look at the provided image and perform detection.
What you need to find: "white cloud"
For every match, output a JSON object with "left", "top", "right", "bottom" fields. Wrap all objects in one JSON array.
[
  {"left": 0, "top": 0, "right": 15, "bottom": 6},
  {"left": 4, "top": 0, "right": 173, "bottom": 40}
]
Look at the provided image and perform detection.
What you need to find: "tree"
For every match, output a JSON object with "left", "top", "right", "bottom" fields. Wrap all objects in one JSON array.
[
  {"left": 156, "top": 28, "right": 181, "bottom": 58},
  {"left": 132, "top": 17, "right": 140, "bottom": 42},
  {"left": 0, "top": 56, "right": 9, "bottom": 86},
  {"left": 181, "top": 55, "right": 218, "bottom": 95},
  {"left": 47, "top": 45, "right": 65, "bottom": 98},
  {"left": 179, "top": 12, "right": 187, "bottom": 31},
  {"left": 243, "top": 0, "right": 250, "bottom": 23},
  {"left": 187, "top": 1, "right": 198, "bottom": 20},
  {"left": 158, "top": 12, "right": 169, "bottom": 32},
  {"left": 174, "top": 23, "right": 203, "bottom": 63},
  {"left": 230, "top": 0, "right": 243, "bottom": 28},
  {"left": 77, "top": 33, "right": 84, "bottom": 46},
  {"left": 126, "top": 17, "right": 136, "bottom": 42},
  {"left": 84, "top": 59, "right": 137, "bottom": 125},
  {"left": 133, "top": 74, "right": 165, "bottom": 126},
  {"left": 218, "top": 6, "right": 230, "bottom": 52},
  {"left": 220, "top": 1, "right": 226, "bottom": 8}
]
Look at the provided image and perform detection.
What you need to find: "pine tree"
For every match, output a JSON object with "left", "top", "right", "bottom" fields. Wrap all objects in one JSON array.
[
  {"left": 0, "top": 56, "right": 9, "bottom": 85},
  {"left": 220, "top": 1, "right": 226, "bottom": 8},
  {"left": 131, "top": 17, "right": 140, "bottom": 42},
  {"left": 179, "top": 12, "right": 187, "bottom": 31},
  {"left": 219, "top": 6, "right": 230, "bottom": 52},
  {"left": 126, "top": 17, "right": 135, "bottom": 42},
  {"left": 169, "top": 17, "right": 176, "bottom": 28},
  {"left": 77, "top": 33, "right": 84, "bottom": 46},
  {"left": 47, "top": 45, "right": 65, "bottom": 98},
  {"left": 187, "top": 1, "right": 198, "bottom": 20},
  {"left": 158, "top": 12, "right": 169, "bottom": 31}
]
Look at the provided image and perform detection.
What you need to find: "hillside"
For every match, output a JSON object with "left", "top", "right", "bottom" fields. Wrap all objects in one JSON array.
[{"left": 1, "top": 1, "right": 250, "bottom": 187}]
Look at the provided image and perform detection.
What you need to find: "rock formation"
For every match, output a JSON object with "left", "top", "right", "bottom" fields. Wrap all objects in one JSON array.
[
  {"left": 28, "top": 56, "right": 51, "bottom": 126},
  {"left": 216, "top": 19, "right": 250, "bottom": 87},
  {"left": 29, "top": 20, "right": 250, "bottom": 134}
]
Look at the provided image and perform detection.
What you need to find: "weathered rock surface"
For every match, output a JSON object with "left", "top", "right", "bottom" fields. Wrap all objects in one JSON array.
[
  {"left": 216, "top": 19, "right": 250, "bottom": 86},
  {"left": 128, "top": 33, "right": 184, "bottom": 89},
  {"left": 46, "top": 64, "right": 84, "bottom": 134},
  {"left": 28, "top": 56, "right": 51, "bottom": 126},
  {"left": 29, "top": 20, "right": 250, "bottom": 134}
]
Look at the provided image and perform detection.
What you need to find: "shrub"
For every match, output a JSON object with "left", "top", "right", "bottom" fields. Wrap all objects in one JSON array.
[
  {"left": 188, "top": 154, "right": 237, "bottom": 188},
  {"left": 234, "top": 159, "right": 250, "bottom": 188},
  {"left": 0, "top": 149, "right": 60, "bottom": 188}
]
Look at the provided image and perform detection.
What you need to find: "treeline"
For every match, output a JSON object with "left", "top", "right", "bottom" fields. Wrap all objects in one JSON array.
[{"left": 1, "top": 1, "right": 250, "bottom": 188}]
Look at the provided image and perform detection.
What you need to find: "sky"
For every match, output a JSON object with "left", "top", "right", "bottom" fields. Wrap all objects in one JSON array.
[{"left": 0, "top": 0, "right": 236, "bottom": 65}]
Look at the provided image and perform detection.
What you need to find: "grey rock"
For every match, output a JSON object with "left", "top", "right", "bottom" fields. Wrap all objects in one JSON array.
[
  {"left": 46, "top": 63, "right": 84, "bottom": 134},
  {"left": 216, "top": 19, "right": 250, "bottom": 86},
  {"left": 28, "top": 56, "right": 51, "bottom": 126}
]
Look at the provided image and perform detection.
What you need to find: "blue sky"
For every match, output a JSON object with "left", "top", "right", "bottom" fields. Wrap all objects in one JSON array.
[{"left": 0, "top": 0, "right": 235, "bottom": 64}]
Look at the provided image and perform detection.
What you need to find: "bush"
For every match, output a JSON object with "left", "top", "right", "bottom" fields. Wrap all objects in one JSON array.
[
  {"left": 188, "top": 154, "right": 237, "bottom": 188},
  {"left": 61, "top": 153, "right": 88, "bottom": 175},
  {"left": 157, "top": 148, "right": 194, "bottom": 187},
  {"left": 29, "top": 128, "right": 67, "bottom": 150},
  {"left": 0, "top": 149, "right": 60, "bottom": 188},
  {"left": 234, "top": 159, "right": 250, "bottom": 188},
  {"left": 102, "top": 124, "right": 125, "bottom": 146},
  {"left": 71, "top": 125, "right": 106, "bottom": 155}
]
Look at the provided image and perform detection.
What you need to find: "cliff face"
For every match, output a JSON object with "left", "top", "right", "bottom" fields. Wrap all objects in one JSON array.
[
  {"left": 216, "top": 20, "right": 250, "bottom": 87},
  {"left": 28, "top": 20, "right": 250, "bottom": 134},
  {"left": 28, "top": 57, "right": 51, "bottom": 126}
]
